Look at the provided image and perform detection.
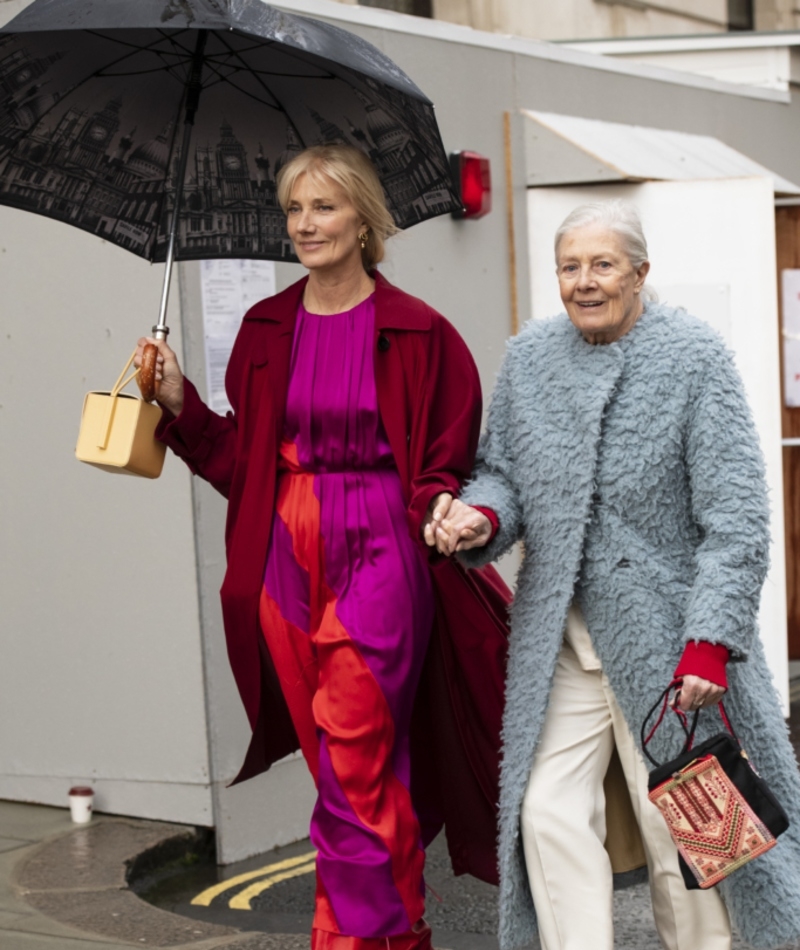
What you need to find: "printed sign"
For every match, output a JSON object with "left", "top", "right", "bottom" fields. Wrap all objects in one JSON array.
[{"left": 200, "top": 259, "right": 276, "bottom": 414}]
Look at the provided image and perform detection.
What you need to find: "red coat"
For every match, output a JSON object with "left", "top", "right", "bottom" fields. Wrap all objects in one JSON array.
[{"left": 157, "top": 272, "right": 510, "bottom": 884}]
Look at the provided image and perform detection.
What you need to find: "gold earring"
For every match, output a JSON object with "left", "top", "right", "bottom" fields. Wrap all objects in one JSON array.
[{"left": 359, "top": 232, "right": 368, "bottom": 249}]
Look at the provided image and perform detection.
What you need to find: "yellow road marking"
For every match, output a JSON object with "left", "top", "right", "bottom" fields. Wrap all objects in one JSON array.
[
  {"left": 229, "top": 860, "right": 317, "bottom": 910},
  {"left": 190, "top": 850, "right": 317, "bottom": 907}
]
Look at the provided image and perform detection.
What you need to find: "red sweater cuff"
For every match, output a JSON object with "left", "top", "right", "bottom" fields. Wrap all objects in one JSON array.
[
  {"left": 674, "top": 641, "right": 730, "bottom": 690},
  {"left": 473, "top": 506, "right": 499, "bottom": 542}
]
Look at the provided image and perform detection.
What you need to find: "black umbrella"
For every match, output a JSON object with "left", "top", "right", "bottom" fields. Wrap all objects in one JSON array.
[{"left": 0, "top": 0, "right": 460, "bottom": 346}]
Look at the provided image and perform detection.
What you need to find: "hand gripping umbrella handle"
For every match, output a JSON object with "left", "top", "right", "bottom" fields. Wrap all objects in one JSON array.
[{"left": 137, "top": 343, "right": 158, "bottom": 403}]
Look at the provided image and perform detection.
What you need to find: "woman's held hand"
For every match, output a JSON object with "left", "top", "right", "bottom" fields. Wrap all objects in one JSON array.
[
  {"left": 675, "top": 674, "right": 726, "bottom": 712},
  {"left": 440, "top": 499, "right": 493, "bottom": 554},
  {"left": 423, "top": 492, "right": 453, "bottom": 551},
  {"left": 423, "top": 493, "right": 492, "bottom": 555},
  {"left": 134, "top": 337, "right": 184, "bottom": 416}
]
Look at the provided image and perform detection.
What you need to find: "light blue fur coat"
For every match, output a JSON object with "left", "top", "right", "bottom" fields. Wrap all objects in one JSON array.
[{"left": 459, "top": 303, "right": 800, "bottom": 950}]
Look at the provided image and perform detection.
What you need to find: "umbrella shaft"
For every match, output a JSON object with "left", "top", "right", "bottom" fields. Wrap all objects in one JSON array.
[
  {"left": 154, "top": 118, "right": 195, "bottom": 340},
  {"left": 154, "top": 30, "right": 209, "bottom": 340}
]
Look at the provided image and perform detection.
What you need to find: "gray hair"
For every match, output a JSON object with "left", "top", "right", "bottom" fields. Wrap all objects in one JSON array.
[{"left": 554, "top": 200, "right": 657, "bottom": 302}]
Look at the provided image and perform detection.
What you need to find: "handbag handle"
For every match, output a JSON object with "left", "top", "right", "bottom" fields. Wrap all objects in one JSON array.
[
  {"left": 137, "top": 343, "right": 158, "bottom": 403},
  {"left": 641, "top": 680, "right": 696, "bottom": 768},
  {"left": 96, "top": 350, "right": 141, "bottom": 450},
  {"left": 640, "top": 679, "right": 738, "bottom": 768}
]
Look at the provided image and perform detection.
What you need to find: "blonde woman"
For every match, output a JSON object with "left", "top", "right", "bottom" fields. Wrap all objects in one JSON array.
[{"left": 135, "top": 145, "right": 509, "bottom": 950}]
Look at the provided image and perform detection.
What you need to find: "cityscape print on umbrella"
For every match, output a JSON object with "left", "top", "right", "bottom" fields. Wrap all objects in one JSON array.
[{"left": 0, "top": 28, "right": 459, "bottom": 263}]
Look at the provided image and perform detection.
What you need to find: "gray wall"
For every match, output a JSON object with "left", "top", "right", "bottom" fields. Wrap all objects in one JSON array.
[
  {"left": 0, "top": 206, "right": 212, "bottom": 824},
  {"left": 3, "top": 0, "right": 800, "bottom": 862}
]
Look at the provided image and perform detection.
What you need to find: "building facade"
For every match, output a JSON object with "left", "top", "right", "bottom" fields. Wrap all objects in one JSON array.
[{"left": 337, "top": 0, "right": 800, "bottom": 39}]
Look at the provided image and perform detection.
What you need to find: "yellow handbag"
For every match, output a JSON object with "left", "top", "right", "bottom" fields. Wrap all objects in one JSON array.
[{"left": 75, "top": 350, "right": 166, "bottom": 479}]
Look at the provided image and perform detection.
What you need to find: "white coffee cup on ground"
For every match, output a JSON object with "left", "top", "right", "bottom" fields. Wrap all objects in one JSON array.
[{"left": 68, "top": 786, "right": 94, "bottom": 823}]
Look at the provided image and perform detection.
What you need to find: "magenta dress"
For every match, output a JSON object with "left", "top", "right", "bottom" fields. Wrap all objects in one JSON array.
[{"left": 258, "top": 295, "right": 436, "bottom": 948}]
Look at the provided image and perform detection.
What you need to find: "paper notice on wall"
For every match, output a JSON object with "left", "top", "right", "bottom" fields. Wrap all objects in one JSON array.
[
  {"left": 200, "top": 260, "right": 276, "bottom": 414},
  {"left": 782, "top": 269, "right": 800, "bottom": 408}
]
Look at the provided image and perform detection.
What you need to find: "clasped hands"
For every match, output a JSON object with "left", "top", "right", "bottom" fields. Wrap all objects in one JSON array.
[{"left": 423, "top": 492, "right": 492, "bottom": 556}]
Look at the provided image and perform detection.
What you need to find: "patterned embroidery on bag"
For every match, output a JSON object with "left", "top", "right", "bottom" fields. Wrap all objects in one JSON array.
[{"left": 649, "top": 754, "right": 776, "bottom": 888}]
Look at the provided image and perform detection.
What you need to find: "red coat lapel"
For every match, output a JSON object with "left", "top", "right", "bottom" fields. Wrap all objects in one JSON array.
[{"left": 374, "top": 271, "right": 432, "bottom": 331}]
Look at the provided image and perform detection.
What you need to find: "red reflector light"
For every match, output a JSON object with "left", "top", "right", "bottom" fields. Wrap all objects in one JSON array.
[{"left": 450, "top": 151, "right": 491, "bottom": 219}]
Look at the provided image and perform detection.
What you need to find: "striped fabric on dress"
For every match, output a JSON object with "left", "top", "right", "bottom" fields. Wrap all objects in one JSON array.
[{"left": 259, "top": 295, "right": 436, "bottom": 949}]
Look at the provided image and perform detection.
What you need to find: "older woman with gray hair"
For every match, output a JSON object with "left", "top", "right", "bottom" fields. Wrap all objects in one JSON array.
[{"left": 430, "top": 201, "right": 800, "bottom": 950}]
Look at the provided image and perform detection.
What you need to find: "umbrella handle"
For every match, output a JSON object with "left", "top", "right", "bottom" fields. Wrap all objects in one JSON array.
[{"left": 137, "top": 343, "right": 158, "bottom": 403}]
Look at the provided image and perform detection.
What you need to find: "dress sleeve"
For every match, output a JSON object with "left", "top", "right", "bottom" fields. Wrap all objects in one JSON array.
[{"left": 682, "top": 339, "right": 771, "bottom": 660}]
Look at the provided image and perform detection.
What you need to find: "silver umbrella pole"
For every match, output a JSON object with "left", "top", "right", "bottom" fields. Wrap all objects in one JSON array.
[{"left": 153, "top": 30, "right": 208, "bottom": 342}]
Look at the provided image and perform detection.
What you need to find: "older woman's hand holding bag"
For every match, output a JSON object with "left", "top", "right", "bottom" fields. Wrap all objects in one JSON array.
[{"left": 642, "top": 680, "right": 789, "bottom": 890}]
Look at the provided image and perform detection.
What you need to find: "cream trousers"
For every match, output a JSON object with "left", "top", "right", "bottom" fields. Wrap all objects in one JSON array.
[{"left": 520, "top": 642, "right": 732, "bottom": 950}]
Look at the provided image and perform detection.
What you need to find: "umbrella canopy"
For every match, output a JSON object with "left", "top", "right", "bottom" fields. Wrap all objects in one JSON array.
[{"left": 0, "top": 0, "right": 460, "bottom": 265}]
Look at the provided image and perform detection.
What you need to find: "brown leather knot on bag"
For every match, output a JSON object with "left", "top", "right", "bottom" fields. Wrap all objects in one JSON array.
[{"left": 137, "top": 342, "right": 159, "bottom": 403}]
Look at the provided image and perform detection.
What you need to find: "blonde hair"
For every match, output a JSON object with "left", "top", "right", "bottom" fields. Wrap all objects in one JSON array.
[{"left": 277, "top": 144, "right": 398, "bottom": 271}]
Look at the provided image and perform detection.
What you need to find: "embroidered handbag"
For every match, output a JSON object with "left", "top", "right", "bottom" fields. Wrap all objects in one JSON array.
[
  {"left": 75, "top": 350, "right": 166, "bottom": 479},
  {"left": 641, "top": 682, "right": 789, "bottom": 890}
]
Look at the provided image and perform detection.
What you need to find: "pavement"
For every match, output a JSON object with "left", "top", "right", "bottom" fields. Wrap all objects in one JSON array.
[
  {"left": 0, "top": 800, "right": 309, "bottom": 950},
  {"left": 0, "top": 686, "right": 799, "bottom": 950}
]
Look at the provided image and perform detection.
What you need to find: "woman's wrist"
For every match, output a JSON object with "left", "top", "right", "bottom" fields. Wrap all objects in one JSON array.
[
  {"left": 472, "top": 506, "right": 499, "bottom": 541},
  {"left": 674, "top": 640, "right": 730, "bottom": 690},
  {"left": 157, "top": 386, "right": 184, "bottom": 418}
]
